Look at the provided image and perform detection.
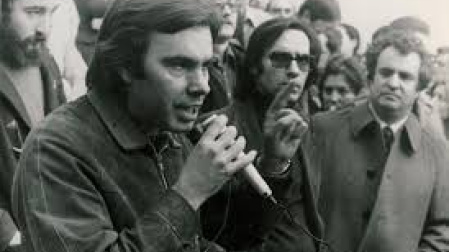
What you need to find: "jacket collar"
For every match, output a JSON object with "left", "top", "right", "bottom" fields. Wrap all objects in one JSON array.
[
  {"left": 350, "top": 101, "right": 422, "bottom": 153},
  {"left": 0, "top": 64, "right": 33, "bottom": 128},
  {"left": 88, "top": 88, "right": 180, "bottom": 151},
  {"left": 0, "top": 50, "right": 64, "bottom": 129}
]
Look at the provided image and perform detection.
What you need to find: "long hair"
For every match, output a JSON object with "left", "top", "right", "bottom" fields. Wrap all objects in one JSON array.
[
  {"left": 1, "top": 0, "right": 17, "bottom": 24},
  {"left": 86, "top": 0, "right": 220, "bottom": 91},
  {"left": 235, "top": 17, "right": 321, "bottom": 101}
]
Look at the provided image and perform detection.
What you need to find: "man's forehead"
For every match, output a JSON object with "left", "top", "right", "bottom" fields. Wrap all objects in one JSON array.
[
  {"left": 148, "top": 27, "right": 213, "bottom": 60},
  {"left": 17, "top": 0, "right": 60, "bottom": 8},
  {"left": 213, "top": 0, "right": 240, "bottom": 5}
]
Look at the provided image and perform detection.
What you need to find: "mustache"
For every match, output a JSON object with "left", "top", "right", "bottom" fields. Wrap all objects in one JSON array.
[{"left": 21, "top": 32, "right": 46, "bottom": 46}]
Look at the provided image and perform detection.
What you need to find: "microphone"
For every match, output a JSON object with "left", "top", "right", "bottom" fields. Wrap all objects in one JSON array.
[{"left": 201, "top": 115, "right": 277, "bottom": 204}]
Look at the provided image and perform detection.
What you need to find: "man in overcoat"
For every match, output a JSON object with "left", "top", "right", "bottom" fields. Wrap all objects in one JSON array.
[{"left": 309, "top": 30, "right": 449, "bottom": 252}]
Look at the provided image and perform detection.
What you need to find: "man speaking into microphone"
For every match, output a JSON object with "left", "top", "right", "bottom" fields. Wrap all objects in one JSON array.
[
  {"left": 196, "top": 18, "right": 323, "bottom": 252},
  {"left": 12, "top": 0, "right": 256, "bottom": 251}
]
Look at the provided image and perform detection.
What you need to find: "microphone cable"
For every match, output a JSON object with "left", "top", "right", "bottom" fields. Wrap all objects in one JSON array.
[
  {"left": 203, "top": 183, "right": 350, "bottom": 252},
  {"left": 268, "top": 198, "right": 350, "bottom": 252},
  {"left": 204, "top": 182, "right": 233, "bottom": 252}
]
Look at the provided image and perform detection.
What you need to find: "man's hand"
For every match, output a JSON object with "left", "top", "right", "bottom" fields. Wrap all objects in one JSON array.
[
  {"left": 262, "top": 82, "right": 308, "bottom": 172},
  {"left": 173, "top": 115, "right": 257, "bottom": 210}
]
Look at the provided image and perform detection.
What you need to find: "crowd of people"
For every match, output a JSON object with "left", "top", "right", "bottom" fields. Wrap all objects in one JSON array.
[{"left": 1, "top": 0, "right": 449, "bottom": 251}]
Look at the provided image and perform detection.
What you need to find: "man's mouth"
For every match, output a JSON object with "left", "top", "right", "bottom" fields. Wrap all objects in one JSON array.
[
  {"left": 175, "top": 105, "right": 202, "bottom": 120},
  {"left": 380, "top": 92, "right": 400, "bottom": 100}
]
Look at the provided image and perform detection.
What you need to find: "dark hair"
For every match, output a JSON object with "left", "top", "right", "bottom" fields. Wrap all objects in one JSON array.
[
  {"left": 371, "top": 25, "right": 392, "bottom": 42},
  {"left": 428, "top": 80, "right": 446, "bottom": 98},
  {"left": 341, "top": 23, "right": 360, "bottom": 54},
  {"left": 323, "top": 27, "right": 341, "bottom": 54},
  {"left": 86, "top": 0, "right": 220, "bottom": 91},
  {"left": 366, "top": 29, "right": 432, "bottom": 91},
  {"left": 319, "top": 54, "right": 366, "bottom": 96},
  {"left": 297, "top": 0, "right": 341, "bottom": 22},
  {"left": 437, "top": 46, "right": 449, "bottom": 55},
  {"left": 390, "top": 16, "right": 430, "bottom": 36},
  {"left": 1, "top": 0, "right": 14, "bottom": 23},
  {"left": 235, "top": 17, "right": 321, "bottom": 100}
]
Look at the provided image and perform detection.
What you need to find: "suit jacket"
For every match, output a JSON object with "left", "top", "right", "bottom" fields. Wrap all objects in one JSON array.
[
  {"left": 0, "top": 51, "right": 65, "bottom": 250},
  {"left": 309, "top": 101, "right": 449, "bottom": 252}
]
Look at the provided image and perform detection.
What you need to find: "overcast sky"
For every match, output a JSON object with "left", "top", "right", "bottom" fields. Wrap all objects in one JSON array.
[{"left": 336, "top": 0, "right": 449, "bottom": 53}]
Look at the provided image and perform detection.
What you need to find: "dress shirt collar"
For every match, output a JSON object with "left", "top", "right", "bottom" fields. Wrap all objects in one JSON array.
[
  {"left": 368, "top": 101, "right": 408, "bottom": 134},
  {"left": 350, "top": 101, "right": 422, "bottom": 153}
]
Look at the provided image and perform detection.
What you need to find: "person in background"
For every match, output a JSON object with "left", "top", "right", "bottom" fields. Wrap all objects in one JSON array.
[
  {"left": 195, "top": 17, "right": 323, "bottom": 252},
  {"left": 200, "top": 0, "right": 245, "bottom": 114},
  {"left": 12, "top": 0, "right": 257, "bottom": 251},
  {"left": 390, "top": 15, "right": 431, "bottom": 52},
  {"left": 337, "top": 23, "right": 360, "bottom": 58},
  {"left": 436, "top": 46, "right": 449, "bottom": 66},
  {"left": 313, "top": 29, "right": 449, "bottom": 252},
  {"left": 47, "top": 0, "right": 87, "bottom": 101},
  {"left": 371, "top": 22, "right": 445, "bottom": 137},
  {"left": 297, "top": 0, "right": 341, "bottom": 115},
  {"left": 319, "top": 54, "right": 367, "bottom": 111},
  {"left": 429, "top": 80, "right": 449, "bottom": 139},
  {"left": 265, "top": 0, "right": 296, "bottom": 18},
  {"left": 0, "top": 0, "right": 65, "bottom": 250},
  {"left": 297, "top": 0, "right": 341, "bottom": 34},
  {"left": 237, "top": 0, "right": 271, "bottom": 48},
  {"left": 248, "top": 0, "right": 270, "bottom": 10},
  {"left": 316, "top": 27, "right": 341, "bottom": 70},
  {"left": 429, "top": 47, "right": 449, "bottom": 139},
  {"left": 73, "top": 0, "right": 112, "bottom": 64}
]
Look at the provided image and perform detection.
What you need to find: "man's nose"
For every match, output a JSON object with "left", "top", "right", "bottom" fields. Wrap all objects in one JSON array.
[
  {"left": 386, "top": 73, "right": 401, "bottom": 89},
  {"left": 222, "top": 4, "right": 232, "bottom": 16},
  {"left": 286, "top": 60, "right": 300, "bottom": 79},
  {"left": 36, "top": 13, "right": 52, "bottom": 36},
  {"left": 330, "top": 90, "right": 340, "bottom": 102},
  {"left": 188, "top": 68, "right": 210, "bottom": 96}
]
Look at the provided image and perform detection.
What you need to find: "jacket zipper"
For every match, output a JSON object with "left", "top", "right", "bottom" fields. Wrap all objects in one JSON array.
[{"left": 149, "top": 140, "right": 169, "bottom": 190}]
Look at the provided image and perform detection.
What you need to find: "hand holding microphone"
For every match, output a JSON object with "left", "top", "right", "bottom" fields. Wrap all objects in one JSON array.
[
  {"left": 201, "top": 115, "right": 276, "bottom": 202},
  {"left": 173, "top": 115, "right": 258, "bottom": 210}
]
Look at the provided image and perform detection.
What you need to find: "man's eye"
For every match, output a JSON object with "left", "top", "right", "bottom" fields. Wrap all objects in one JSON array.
[
  {"left": 379, "top": 68, "right": 394, "bottom": 78},
  {"left": 399, "top": 72, "right": 415, "bottom": 81},
  {"left": 26, "top": 9, "right": 45, "bottom": 15},
  {"left": 164, "top": 62, "right": 188, "bottom": 76},
  {"left": 337, "top": 88, "right": 349, "bottom": 95},
  {"left": 324, "top": 87, "right": 333, "bottom": 95}
]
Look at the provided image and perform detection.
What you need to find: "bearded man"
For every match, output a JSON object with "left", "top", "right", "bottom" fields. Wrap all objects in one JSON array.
[{"left": 0, "top": 0, "right": 65, "bottom": 250}]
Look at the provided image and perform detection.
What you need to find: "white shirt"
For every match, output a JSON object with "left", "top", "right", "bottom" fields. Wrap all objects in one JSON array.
[{"left": 368, "top": 102, "right": 409, "bottom": 135}]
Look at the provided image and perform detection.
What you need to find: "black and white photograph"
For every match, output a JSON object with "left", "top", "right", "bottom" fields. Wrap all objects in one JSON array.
[{"left": 1, "top": 0, "right": 448, "bottom": 251}]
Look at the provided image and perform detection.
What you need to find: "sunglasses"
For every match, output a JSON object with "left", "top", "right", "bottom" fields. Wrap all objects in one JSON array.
[{"left": 268, "top": 51, "right": 314, "bottom": 71}]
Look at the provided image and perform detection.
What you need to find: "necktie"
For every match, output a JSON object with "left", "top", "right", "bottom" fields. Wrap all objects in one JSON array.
[{"left": 382, "top": 126, "right": 394, "bottom": 153}]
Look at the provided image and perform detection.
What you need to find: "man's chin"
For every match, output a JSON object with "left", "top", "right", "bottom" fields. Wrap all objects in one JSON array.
[
  {"left": 217, "top": 27, "right": 236, "bottom": 42},
  {"left": 169, "top": 121, "right": 196, "bottom": 133},
  {"left": 375, "top": 99, "right": 404, "bottom": 114}
]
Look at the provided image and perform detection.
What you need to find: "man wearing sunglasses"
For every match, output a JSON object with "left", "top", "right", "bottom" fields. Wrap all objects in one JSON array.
[{"left": 196, "top": 17, "right": 323, "bottom": 252}]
